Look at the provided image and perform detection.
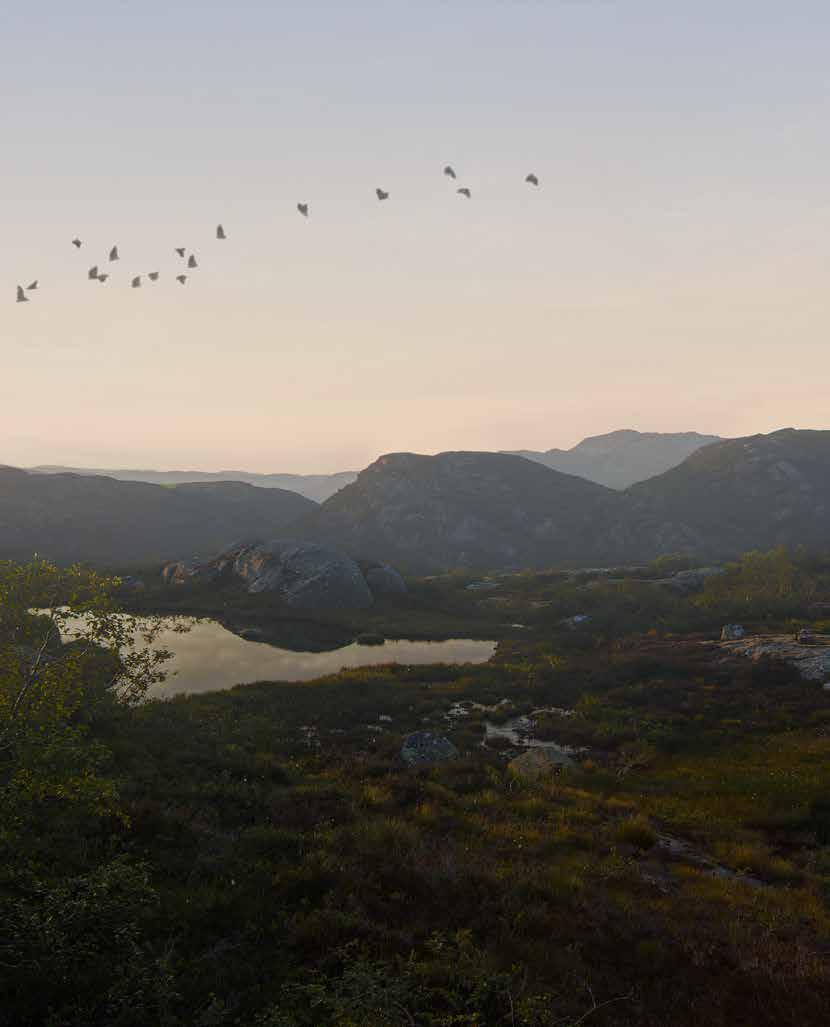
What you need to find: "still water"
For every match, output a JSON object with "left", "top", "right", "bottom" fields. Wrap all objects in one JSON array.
[{"left": 53, "top": 614, "right": 496, "bottom": 698}]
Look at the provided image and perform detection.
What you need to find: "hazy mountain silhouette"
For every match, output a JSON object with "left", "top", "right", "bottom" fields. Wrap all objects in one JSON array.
[
  {"left": 0, "top": 468, "right": 316, "bottom": 566},
  {"left": 507, "top": 429, "right": 721, "bottom": 489},
  {"left": 30, "top": 466, "right": 357, "bottom": 503}
]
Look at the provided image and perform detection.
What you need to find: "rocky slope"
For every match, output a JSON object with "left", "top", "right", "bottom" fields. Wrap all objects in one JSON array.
[
  {"left": 627, "top": 429, "right": 830, "bottom": 558},
  {"left": 297, "top": 451, "right": 628, "bottom": 572},
  {"left": 29, "top": 466, "right": 357, "bottom": 503},
  {"left": 298, "top": 431, "right": 830, "bottom": 572},
  {"left": 508, "top": 429, "right": 721, "bottom": 489},
  {"left": 0, "top": 468, "right": 316, "bottom": 566}
]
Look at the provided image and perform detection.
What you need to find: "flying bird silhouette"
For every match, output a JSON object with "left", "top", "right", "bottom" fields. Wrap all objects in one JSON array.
[
  {"left": 216, "top": 224, "right": 226, "bottom": 240},
  {"left": 443, "top": 165, "right": 457, "bottom": 179},
  {"left": 88, "top": 265, "right": 99, "bottom": 280},
  {"left": 72, "top": 238, "right": 82, "bottom": 249},
  {"left": 26, "top": 281, "right": 38, "bottom": 291},
  {"left": 97, "top": 273, "right": 109, "bottom": 283},
  {"left": 175, "top": 247, "right": 186, "bottom": 258},
  {"left": 297, "top": 203, "right": 309, "bottom": 217},
  {"left": 176, "top": 274, "right": 187, "bottom": 285},
  {"left": 131, "top": 276, "right": 142, "bottom": 289},
  {"left": 148, "top": 272, "right": 160, "bottom": 282},
  {"left": 187, "top": 255, "right": 198, "bottom": 269},
  {"left": 109, "top": 246, "right": 119, "bottom": 262},
  {"left": 525, "top": 173, "right": 539, "bottom": 186},
  {"left": 375, "top": 188, "right": 389, "bottom": 201},
  {"left": 457, "top": 187, "right": 471, "bottom": 198},
  {"left": 16, "top": 285, "right": 28, "bottom": 303}
]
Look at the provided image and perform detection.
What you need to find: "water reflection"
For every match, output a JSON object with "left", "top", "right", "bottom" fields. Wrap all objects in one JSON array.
[{"left": 50, "top": 614, "right": 495, "bottom": 697}]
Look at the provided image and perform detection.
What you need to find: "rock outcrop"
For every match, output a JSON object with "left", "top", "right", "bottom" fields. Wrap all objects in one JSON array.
[
  {"left": 719, "top": 633, "right": 830, "bottom": 684},
  {"left": 161, "top": 540, "right": 406, "bottom": 611}
]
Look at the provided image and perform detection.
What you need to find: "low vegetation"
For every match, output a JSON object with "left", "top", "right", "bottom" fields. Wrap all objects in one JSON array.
[{"left": 2, "top": 551, "right": 830, "bottom": 1025}]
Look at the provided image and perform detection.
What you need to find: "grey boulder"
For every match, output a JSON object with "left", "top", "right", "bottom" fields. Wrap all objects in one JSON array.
[{"left": 400, "top": 731, "right": 459, "bottom": 767}]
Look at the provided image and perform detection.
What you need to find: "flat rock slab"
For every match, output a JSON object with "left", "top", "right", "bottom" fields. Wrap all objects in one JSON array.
[{"left": 719, "top": 634, "right": 830, "bottom": 683}]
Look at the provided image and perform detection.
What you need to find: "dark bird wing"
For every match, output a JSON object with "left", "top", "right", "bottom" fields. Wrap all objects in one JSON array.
[
  {"left": 72, "top": 238, "right": 82, "bottom": 248},
  {"left": 525, "top": 173, "right": 539, "bottom": 186},
  {"left": 216, "top": 224, "right": 226, "bottom": 239},
  {"left": 376, "top": 188, "right": 389, "bottom": 201},
  {"left": 109, "top": 246, "right": 119, "bottom": 261},
  {"left": 175, "top": 247, "right": 186, "bottom": 257},
  {"left": 88, "top": 265, "right": 99, "bottom": 279},
  {"left": 443, "top": 165, "right": 456, "bottom": 179},
  {"left": 297, "top": 203, "right": 309, "bottom": 217},
  {"left": 97, "top": 273, "right": 109, "bottom": 283},
  {"left": 26, "top": 280, "right": 38, "bottom": 290},
  {"left": 16, "top": 285, "right": 28, "bottom": 303},
  {"left": 176, "top": 274, "right": 187, "bottom": 285},
  {"left": 148, "top": 272, "right": 159, "bottom": 281},
  {"left": 131, "top": 276, "right": 141, "bottom": 288},
  {"left": 187, "top": 255, "right": 198, "bottom": 268},
  {"left": 457, "top": 187, "right": 471, "bottom": 198}
]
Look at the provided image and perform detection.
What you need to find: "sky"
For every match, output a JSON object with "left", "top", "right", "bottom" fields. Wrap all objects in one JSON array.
[{"left": 3, "top": 1, "right": 830, "bottom": 473}]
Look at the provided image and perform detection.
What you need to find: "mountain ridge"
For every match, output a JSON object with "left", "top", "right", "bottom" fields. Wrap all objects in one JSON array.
[{"left": 506, "top": 429, "right": 722, "bottom": 489}]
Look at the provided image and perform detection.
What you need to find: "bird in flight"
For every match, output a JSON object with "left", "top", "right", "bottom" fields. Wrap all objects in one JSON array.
[
  {"left": 443, "top": 165, "right": 457, "bottom": 179},
  {"left": 175, "top": 247, "right": 186, "bottom": 258},
  {"left": 187, "top": 255, "right": 198, "bottom": 269},
  {"left": 16, "top": 285, "right": 28, "bottom": 303},
  {"left": 525, "top": 173, "right": 539, "bottom": 186},
  {"left": 457, "top": 187, "right": 471, "bottom": 198},
  {"left": 297, "top": 202, "right": 309, "bottom": 217},
  {"left": 131, "top": 276, "right": 142, "bottom": 289},
  {"left": 26, "top": 280, "right": 38, "bottom": 291},
  {"left": 97, "top": 273, "right": 109, "bottom": 283},
  {"left": 148, "top": 272, "right": 160, "bottom": 282},
  {"left": 72, "top": 238, "right": 82, "bottom": 249},
  {"left": 176, "top": 274, "right": 187, "bottom": 285},
  {"left": 88, "top": 265, "right": 100, "bottom": 280},
  {"left": 376, "top": 188, "right": 389, "bottom": 201},
  {"left": 109, "top": 246, "right": 119, "bottom": 262},
  {"left": 216, "top": 224, "right": 226, "bottom": 240}
]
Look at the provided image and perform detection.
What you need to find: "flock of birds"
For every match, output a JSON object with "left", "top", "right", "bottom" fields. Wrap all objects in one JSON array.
[{"left": 13, "top": 166, "right": 540, "bottom": 303}]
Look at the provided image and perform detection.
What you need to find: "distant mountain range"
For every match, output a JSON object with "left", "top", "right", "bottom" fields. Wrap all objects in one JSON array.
[
  {"left": 297, "top": 429, "right": 830, "bottom": 572},
  {"left": 0, "top": 468, "right": 316, "bottom": 566},
  {"left": 506, "top": 430, "right": 721, "bottom": 489},
  {"left": 6, "top": 429, "right": 828, "bottom": 573},
  {"left": 27, "top": 429, "right": 722, "bottom": 499},
  {"left": 29, "top": 466, "right": 358, "bottom": 503}
]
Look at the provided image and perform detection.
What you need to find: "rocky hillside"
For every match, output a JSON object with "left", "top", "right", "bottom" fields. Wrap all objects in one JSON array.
[
  {"left": 0, "top": 468, "right": 317, "bottom": 566},
  {"left": 297, "top": 451, "right": 627, "bottom": 572},
  {"left": 29, "top": 466, "right": 357, "bottom": 503},
  {"left": 508, "top": 429, "right": 721, "bottom": 489},
  {"left": 626, "top": 429, "right": 830, "bottom": 558},
  {"left": 299, "top": 431, "right": 830, "bottom": 572}
]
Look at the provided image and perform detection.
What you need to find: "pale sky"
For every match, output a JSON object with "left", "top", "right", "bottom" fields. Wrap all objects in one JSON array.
[{"left": 3, "top": 1, "right": 830, "bottom": 473}]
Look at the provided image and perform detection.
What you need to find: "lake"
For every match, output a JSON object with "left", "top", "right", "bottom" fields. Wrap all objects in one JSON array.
[{"left": 53, "top": 614, "right": 497, "bottom": 697}]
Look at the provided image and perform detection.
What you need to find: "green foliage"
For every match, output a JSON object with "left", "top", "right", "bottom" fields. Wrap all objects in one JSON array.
[{"left": 2, "top": 556, "right": 830, "bottom": 1025}]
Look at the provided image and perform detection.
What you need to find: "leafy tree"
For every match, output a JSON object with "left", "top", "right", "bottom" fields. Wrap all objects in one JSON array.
[{"left": 0, "top": 559, "right": 179, "bottom": 1025}]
